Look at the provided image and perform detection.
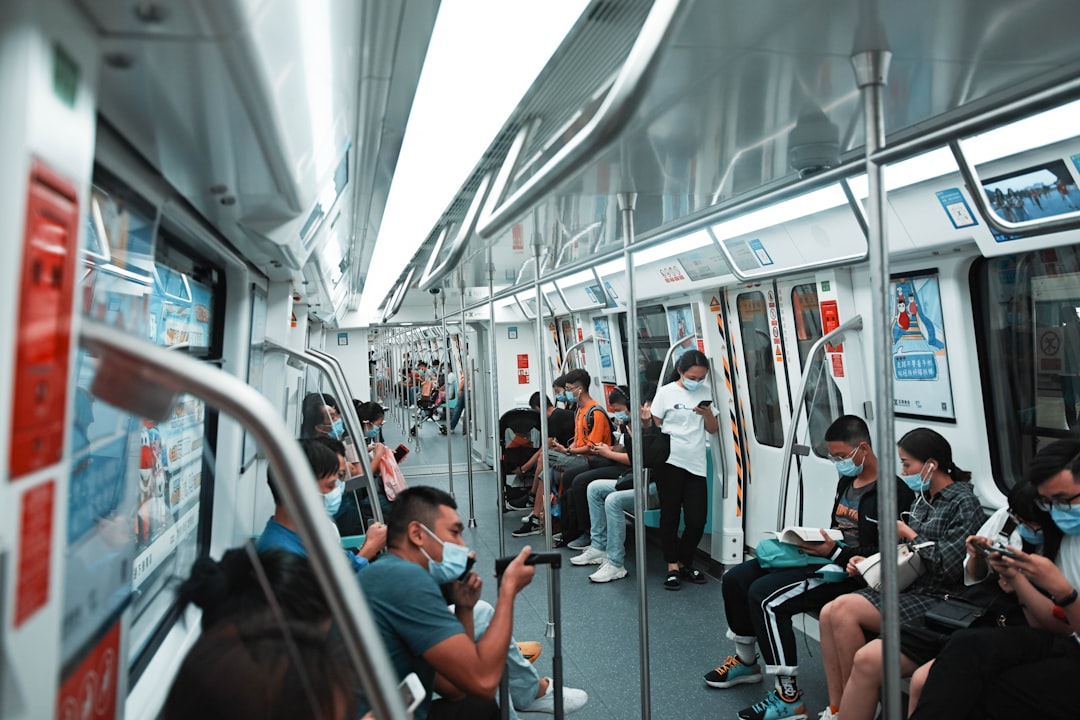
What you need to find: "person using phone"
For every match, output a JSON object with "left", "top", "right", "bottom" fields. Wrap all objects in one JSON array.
[{"left": 359, "top": 487, "right": 588, "bottom": 719}]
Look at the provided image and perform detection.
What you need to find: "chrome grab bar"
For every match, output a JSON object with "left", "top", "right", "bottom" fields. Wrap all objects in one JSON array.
[
  {"left": 656, "top": 333, "right": 699, "bottom": 384},
  {"left": 775, "top": 315, "right": 863, "bottom": 530},
  {"left": 475, "top": 0, "right": 688, "bottom": 240},
  {"left": 418, "top": 172, "right": 494, "bottom": 292},
  {"left": 79, "top": 320, "right": 408, "bottom": 719}
]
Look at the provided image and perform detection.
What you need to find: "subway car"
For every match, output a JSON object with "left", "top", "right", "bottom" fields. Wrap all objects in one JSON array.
[{"left": 3, "top": 1, "right": 1080, "bottom": 718}]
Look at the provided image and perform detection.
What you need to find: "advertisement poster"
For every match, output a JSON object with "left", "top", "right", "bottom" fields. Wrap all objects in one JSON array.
[
  {"left": 891, "top": 270, "right": 955, "bottom": 421},
  {"left": 666, "top": 304, "right": 698, "bottom": 365},
  {"left": 593, "top": 317, "right": 615, "bottom": 382}
]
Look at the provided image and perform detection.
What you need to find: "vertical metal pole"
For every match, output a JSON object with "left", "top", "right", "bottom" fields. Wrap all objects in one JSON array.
[
  {"left": 488, "top": 253, "right": 507, "bottom": 554},
  {"left": 620, "top": 192, "right": 651, "bottom": 720},
  {"left": 460, "top": 271, "right": 477, "bottom": 526},
  {"left": 533, "top": 226, "right": 557, "bottom": 638},
  {"left": 443, "top": 293, "right": 455, "bottom": 496},
  {"left": 852, "top": 47, "right": 902, "bottom": 720}
]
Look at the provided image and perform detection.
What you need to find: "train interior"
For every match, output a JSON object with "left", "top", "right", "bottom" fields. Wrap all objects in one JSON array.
[{"left": 3, "top": 0, "right": 1080, "bottom": 718}]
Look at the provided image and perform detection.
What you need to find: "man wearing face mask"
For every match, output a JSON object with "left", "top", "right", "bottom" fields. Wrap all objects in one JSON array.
[
  {"left": 361, "top": 486, "right": 588, "bottom": 719},
  {"left": 704, "top": 415, "right": 914, "bottom": 719},
  {"left": 257, "top": 439, "right": 387, "bottom": 571}
]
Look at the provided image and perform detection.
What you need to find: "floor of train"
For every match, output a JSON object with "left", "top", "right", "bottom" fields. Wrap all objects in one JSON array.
[{"left": 381, "top": 410, "right": 831, "bottom": 719}]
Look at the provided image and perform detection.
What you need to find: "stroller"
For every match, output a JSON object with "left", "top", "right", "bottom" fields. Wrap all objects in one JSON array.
[
  {"left": 410, "top": 379, "right": 442, "bottom": 435},
  {"left": 498, "top": 408, "right": 542, "bottom": 506}
]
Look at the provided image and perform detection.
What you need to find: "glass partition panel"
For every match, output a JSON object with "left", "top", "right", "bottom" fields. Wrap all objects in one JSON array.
[
  {"left": 736, "top": 291, "right": 783, "bottom": 447},
  {"left": 791, "top": 284, "right": 844, "bottom": 457}
]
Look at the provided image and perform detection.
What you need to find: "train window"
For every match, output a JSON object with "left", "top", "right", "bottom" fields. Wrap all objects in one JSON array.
[
  {"left": 619, "top": 304, "right": 671, "bottom": 388},
  {"left": 736, "top": 291, "right": 783, "bottom": 447},
  {"left": 791, "top": 285, "right": 844, "bottom": 457},
  {"left": 973, "top": 248, "right": 1080, "bottom": 489},
  {"left": 69, "top": 173, "right": 221, "bottom": 682}
]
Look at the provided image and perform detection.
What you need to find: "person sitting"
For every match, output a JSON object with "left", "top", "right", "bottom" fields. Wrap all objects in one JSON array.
[
  {"left": 907, "top": 439, "right": 1080, "bottom": 720},
  {"left": 300, "top": 392, "right": 344, "bottom": 440},
  {"left": 360, "top": 486, "right": 588, "bottom": 719},
  {"left": 165, "top": 548, "right": 357, "bottom": 720},
  {"left": 510, "top": 383, "right": 575, "bottom": 519},
  {"left": 816, "top": 428, "right": 985, "bottom": 720},
  {"left": 311, "top": 435, "right": 366, "bottom": 537},
  {"left": 257, "top": 438, "right": 387, "bottom": 570},
  {"left": 700, "top": 415, "right": 915, "bottom": 720}
]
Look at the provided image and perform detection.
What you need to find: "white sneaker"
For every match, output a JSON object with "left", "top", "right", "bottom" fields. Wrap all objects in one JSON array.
[
  {"left": 817, "top": 708, "right": 838, "bottom": 720},
  {"left": 519, "top": 677, "right": 588, "bottom": 714},
  {"left": 570, "top": 546, "right": 606, "bottom": 566},
  {"left": 589, "top": 561, "right": 628, "bottom": 583}
]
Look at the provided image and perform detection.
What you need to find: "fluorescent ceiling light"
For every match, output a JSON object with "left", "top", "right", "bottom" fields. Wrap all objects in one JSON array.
[
  {"left": 357, "top": 0, "right": 588, "bottom": 323},
  {"left": 633, "top": 230, "right": 711, "bottom": 266},
  {"left": 963, "top": 99, "right": 1080, "bottom": 165},
  {"left": 710, "top": 187, "right": 848, "bottom": 243},
  {"left": 555, "top": 269, "right": 597, "bottom": 288},
  {"left": 848, "top": 147, "right": 958, "bottom": 198},
  {"left": 596, "top": 258, "right": 626, "bottom": 277}
]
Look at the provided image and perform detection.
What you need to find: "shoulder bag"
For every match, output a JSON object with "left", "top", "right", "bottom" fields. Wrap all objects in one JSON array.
[{"left": 855, "top": 541, "right": 934, "bottom": 592}]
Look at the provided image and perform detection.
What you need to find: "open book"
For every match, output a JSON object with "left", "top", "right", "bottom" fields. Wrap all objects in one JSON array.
[{"left": 773, "top": 527, "right": 843, "bottom": 544}]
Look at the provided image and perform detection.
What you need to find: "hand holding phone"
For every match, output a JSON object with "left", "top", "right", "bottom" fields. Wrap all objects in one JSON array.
[
  {"left": 697, "top": 400, "right": 713, "bottom": 408},
  {"left": 976, "top": 540, "right": 1020, "bottom": 560}
]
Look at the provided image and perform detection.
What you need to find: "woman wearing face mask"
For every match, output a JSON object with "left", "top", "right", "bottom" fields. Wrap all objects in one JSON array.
[
  {"left": 300, "top": 393, "right": 345, "bottom": 440},
  {"left": 650, "top": 350, "right": 720, "bottom": 590},
  {"left": 817, "top": 427, "right": 985, "bottom": 720},
  {"left": 704, "top": 416, "right": 915, "bottom": 720}
]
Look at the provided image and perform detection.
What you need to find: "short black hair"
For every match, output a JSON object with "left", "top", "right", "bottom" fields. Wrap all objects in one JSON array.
[
  {"left": 563, "top": 368, "right": 591, "bottom": 393},
  {"left": 824, "top": 415, "right": 872, "bottom": 447},
  {"left": 1025, "top": 438, "right": 1080, "bottom": 488},
  {"left": 675, "top": 350, "right": 709, "bottom": 375},
  {"left": 608, "top": 385, "right": 630, "bottom": 408},
  {"left": 387, "top": 486, "right": 457, "bottom": 546},
  {"left": 311, "top": 435, "right": 345, "bottom": 457},
  {"left": 267, "top": 439, "right": 341, "bottom": 506},
  {"left": 552, "top": 374, "right": 568, "bottom": 390},
  {"left": 528, "top": 392, "right": 548, "bottom": 410}
]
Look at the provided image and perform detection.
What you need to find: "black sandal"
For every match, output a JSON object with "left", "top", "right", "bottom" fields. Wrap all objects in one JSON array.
[
  {"left": 664, "top": 571, "right": 681, "bottom": 591},
  {"left": 681, "top": 567, "right": 707, "bottom": 584}
]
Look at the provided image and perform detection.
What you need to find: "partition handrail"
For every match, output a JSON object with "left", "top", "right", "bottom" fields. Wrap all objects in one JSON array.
[
  {"left": 776, "top": 315, "right": 863, "bottom": 530},
  {"left": 305, "top": 346, "right": 385, "bottom": 524},
  {"left": 418, "top": 172, "right": 493, "bottom": 292},
  {"left": 264, "top": 340, "right": 383, "bottom": 523},
  {"left": 948, "top": 139, "right": 1080, "bottom": 239},
  {"left": 475, "top": 0, "right": 688, "bottom": 240},
  {"left": 382, "top": 265, "right": 417, "bottom": 323},
  {"left": 78, "top": 321, "right": 408, "bottom": 719},
  {"left": 557, "top": 333, "right": 594, "bottom": 374},
  {"left": 656, "top": 333, "right": 699, "bottom": 385}
]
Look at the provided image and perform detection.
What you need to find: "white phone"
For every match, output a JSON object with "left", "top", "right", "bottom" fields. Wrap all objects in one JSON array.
[{"left": 399, "top": 672, "right": 425, "bottom": 714}]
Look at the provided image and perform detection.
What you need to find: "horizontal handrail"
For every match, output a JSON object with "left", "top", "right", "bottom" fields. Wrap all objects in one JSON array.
[
  {"left": 382, "top": 264, "right": 417, "bottom": 322},
  {"left": 79, "top": 320, "right": 407, "bottom": 719},
  {"left": 418, "top": 172, "right": 493, "bottom": 291},
  {"left": 475, "top": 0, "right": 688, "bottom": 240}
]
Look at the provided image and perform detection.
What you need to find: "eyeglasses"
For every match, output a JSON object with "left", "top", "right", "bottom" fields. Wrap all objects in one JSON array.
[
  {"left": 827, "top": 445, "right": 861, "bottom": 463},
  {"left": 1035, "top": 489, "right": 1080, "bottom": 512}
]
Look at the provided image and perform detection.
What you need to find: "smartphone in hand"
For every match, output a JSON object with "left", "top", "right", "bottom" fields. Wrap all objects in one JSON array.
[
  {"left": 975, "top": 540, "right": 1019, "bottom": 560},
  {"left": 697, "top": 400, "right": 713, "bottom": 408}
]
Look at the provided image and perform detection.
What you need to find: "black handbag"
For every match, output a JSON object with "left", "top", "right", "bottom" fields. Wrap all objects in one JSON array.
[
  {"left": 641, "top": 427, "right": 670, "bottom": 470},
  {"left": 923, "top": 597, "right": 988, "bottom": 631}
]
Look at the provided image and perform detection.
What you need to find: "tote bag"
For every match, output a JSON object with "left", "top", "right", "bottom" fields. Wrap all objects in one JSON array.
[{"left": 855, "top": 541, "right": 934, "bottom": 592}]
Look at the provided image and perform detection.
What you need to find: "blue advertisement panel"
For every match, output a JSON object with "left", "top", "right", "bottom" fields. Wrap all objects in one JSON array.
[{"left": 891, "top": 270, "right": 955, "bottom": 421}]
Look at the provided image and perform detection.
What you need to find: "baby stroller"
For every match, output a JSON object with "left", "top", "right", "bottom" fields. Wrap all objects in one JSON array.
[
  {"left": 410, "top": 379, "right": 442, "bottom": 435},
  {"left": 498, "top": 408, "right": 542, "bottom": 507}
]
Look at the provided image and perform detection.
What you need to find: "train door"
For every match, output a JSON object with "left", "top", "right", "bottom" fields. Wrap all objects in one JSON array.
[{"left": 774, "top": 277, "right": 854, "bottom": 530}]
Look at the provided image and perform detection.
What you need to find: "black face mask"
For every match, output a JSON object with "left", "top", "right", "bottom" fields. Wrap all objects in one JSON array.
[{"left": 438, "top": 556, "right": 477, "bottom": 604}]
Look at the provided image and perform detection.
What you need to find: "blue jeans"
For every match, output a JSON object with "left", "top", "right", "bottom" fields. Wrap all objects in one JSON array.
[
  {"left": 586, "top": 479, "right": 656, "bottom": 567},
  {"left": 450, "top": 389, "right": 466, "bottom": 430},
  {"left": 472, "top": 600, "right": 538, "bottom": 717}
]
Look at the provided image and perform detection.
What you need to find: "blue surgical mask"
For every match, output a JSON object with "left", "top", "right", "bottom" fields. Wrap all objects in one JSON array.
[
  {"left": 834, "top": 457, "right": 864, "bottom": 477},
  {"left": 328, "top": 418, "right": 345, "bottom": 439},
  {"left": 1018, "top": 524, "right": 1045, "bottom": 545},
  {"left": 324, "top": 481, "right": 343, "bottom": 515},
  {"left": 613, "top": 411, "right": 630, "bottom": 422},
  {"left": 900, "top": 467, "right": 931, "bottom": 493},
  {"left": 682, "top": 378, "right": 703, "bottom": 391},
  {"left": 364, "top": 426, "right": 380, "bottom": 439},
  {"left": 556, "top": 391, "right": 572, "bottom": 403},
  {"left": 419, "top": 524, "right": 472, "bottom": 584},
  {"left": 1050, "top": 505, "right": 1080, "bottom": 536}
]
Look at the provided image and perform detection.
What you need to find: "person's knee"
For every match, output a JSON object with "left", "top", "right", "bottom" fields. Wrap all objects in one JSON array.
[{"left": 852, "top": 641, "right": 883, "bottom": 678}]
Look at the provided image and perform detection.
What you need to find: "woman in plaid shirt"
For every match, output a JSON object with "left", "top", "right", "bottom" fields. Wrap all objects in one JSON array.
[{"left": 815, "top": 428, "right": 985, "bottom": 720}]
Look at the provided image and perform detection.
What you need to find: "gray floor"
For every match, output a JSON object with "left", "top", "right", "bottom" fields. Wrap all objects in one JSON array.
[{"left": 381, "top": 409, "right": 831, "bottom": 720}]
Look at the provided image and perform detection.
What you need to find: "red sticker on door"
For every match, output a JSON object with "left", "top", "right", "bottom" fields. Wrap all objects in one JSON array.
[{"left": 15, "top": 480, "right": 54, "bottom": 626}]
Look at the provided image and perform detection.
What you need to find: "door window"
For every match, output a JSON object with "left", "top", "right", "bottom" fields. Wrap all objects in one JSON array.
[
  {"left": 792, "top": 284, "right": 844, "bottom": 457},
  {"left": 736, "top": 291, "right": 783, "bottom": 447}
]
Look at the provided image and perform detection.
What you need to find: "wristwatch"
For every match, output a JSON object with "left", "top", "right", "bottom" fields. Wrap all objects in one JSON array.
[{"left": 1052, "top": 587, "right": 1079, "bottom": 607}]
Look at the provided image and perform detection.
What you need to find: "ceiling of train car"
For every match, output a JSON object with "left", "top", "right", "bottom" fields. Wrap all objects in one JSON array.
[
  {"left": 77, "top": 0, "right": 439, "bottom": 316},
  {"left": 390, "top": 0, "right": 1080, "bottom": 321}
]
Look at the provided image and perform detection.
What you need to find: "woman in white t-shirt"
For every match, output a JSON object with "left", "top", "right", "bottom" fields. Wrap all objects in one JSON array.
[{"left": 650, "top": 350, "right": 719, "bottom": 590}]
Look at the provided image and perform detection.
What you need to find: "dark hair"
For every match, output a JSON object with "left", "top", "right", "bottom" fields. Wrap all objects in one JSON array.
[
  {"left": 528, "top": 392, "right": 551, "bottom": 411},
  {"left": 897, "top": 428, "right": 971, "bottom": 482},
  {"left": 321, "top": 394, "right": 339, "bottom": 411},
  {"left": 552, "top": 374, "right": 568, "bottom": 391},
  {"left": 300, "top": 393, "right": 329, "bottom": 439},
  {"left": 162, "top": 621, "right": 356, "bottom": 720},
  {"left": 267, "top": 439, "right": 341, "bottom": 506},
  {"left": 311, "top": 435, "right": 346, "bottom": 458},
  {"left": 824, "top": 415, "right": 872, "bottom": 448},
  {"left": 640, "top": 382, "right": 658, "bottom": 404},
  {"left": 608, "top": 385, "right": 630, "bottom": 408},
  {"left": 387, "top": 486, "right": 457, "bottom": 546},
  {"left": 1024, "top": 438, "right": 1080, "bottom": 488},
  {"left": 563, "top": 368, "right": 591, "bottom": 393},
  {"left": 1007, "top": 481, "right": 1062, "bottom": 558},
  {"left": 355, "top": 401, "right": 385, "bottom": 424},
  {"left": 177, "top": 548, "right": 331, "bottom": 631},
  {"left": 675, "top": 350, "right": 709, "bottom": 375}
]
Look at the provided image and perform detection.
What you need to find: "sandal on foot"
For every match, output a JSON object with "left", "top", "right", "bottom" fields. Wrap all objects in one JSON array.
[
  {"left": 664, "top": 571, "right": 682, "bottom": 591},
  {"left": 681, "top": 567, "right": 707, "bottom": 584}
]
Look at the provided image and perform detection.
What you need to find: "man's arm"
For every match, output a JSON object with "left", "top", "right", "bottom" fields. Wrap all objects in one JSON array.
[{"left": 421, "top": 547, "right": 535, "bottom": 697}]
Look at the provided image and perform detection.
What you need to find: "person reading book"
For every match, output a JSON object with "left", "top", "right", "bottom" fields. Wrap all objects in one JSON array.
[{"left": 702, "top": 415, "right": 916, "bottom": 720}]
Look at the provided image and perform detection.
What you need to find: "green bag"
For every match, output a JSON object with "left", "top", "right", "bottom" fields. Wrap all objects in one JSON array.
[{"left": 754, "top": 538, "right": 830, "bottom": 569}]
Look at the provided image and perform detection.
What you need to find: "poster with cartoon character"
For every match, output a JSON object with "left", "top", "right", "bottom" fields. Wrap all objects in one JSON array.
[{"left": 891, "top": 270, "right": 955, "bottom": 420}]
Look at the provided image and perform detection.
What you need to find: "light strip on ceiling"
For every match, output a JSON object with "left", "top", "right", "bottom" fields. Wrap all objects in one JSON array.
[
  {"left": 632, "top": 230, "right": 711, "bottom": 266},
  {"left": 963, "top": 98, "right": 1080, "bottom": 165},
  {"left": 847, "top": 147, "right": 959, "bottom": 198},
  {"left": 710, "top": 186, "right": 848, "bottom": 243}
]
